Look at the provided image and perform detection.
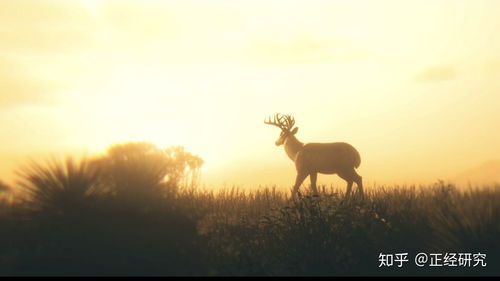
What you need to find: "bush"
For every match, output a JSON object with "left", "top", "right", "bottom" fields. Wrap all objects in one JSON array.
[{"left": 1, "top": 150, "right": 205, "bottom": 276}]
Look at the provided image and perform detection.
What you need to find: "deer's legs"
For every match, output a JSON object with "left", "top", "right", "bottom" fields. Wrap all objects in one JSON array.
[
  {"left": 355, "top": 175, "right": 363, "bottom": 196},
  {"left": 309, "top": 172, "right": 319, "bottom": 196},
  {"left": 346, "top": 168, "right": 363, "bottom": 196},
  {"left": 338, "top": 171, "right": 354, "bottom": 197},
  {"left": 345, "top": 181, "right": 353, "bottom": 197},
  {"left": 292, "top": 173, "right": 308, "bottom": 199},
  {"left": 344, "top": 169, "right": 363, "bottom": 197}
]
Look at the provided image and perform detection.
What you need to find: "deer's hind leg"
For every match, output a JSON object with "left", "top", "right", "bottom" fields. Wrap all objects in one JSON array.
[
  {"left": 344, "top": 168, "right": 363, "bottom": 196},
  {"left": 354, "top": 171, "right": 363, "bottom": 196},
  {"left": 340, "top": 168, "right": 363, "bottom": 197},
  {"left": 345, "top": 180, "right": 354, "bottom": 197},
  {"left": 338, "top": 169, "right": 360, "bottom": 197}
]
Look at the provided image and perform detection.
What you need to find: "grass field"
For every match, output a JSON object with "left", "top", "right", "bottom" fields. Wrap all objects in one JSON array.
[{"left": 0, "top": 158, "right": 499, "bottom": 276}]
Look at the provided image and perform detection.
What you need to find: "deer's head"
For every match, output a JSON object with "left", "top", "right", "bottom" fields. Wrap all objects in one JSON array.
[{"left": 264, "top": 113, "right": 298, "bottom": 146}]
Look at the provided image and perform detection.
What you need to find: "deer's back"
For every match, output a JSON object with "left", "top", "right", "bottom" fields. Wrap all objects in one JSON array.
[{"left": 295, "top": 142, "right": 361, "bottom": 174}]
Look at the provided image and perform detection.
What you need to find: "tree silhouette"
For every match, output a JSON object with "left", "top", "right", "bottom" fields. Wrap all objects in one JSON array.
[
  {"left": 164, "top": 145, "right": 204, "bottom": 190},
  {"left": 91, "top": 142, "right": 203, "bottom": 203}
]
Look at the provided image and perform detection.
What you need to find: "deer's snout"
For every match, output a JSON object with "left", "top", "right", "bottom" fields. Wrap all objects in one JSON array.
[{"left": 275, "top": 137, "right": 285, "bottom": 146}]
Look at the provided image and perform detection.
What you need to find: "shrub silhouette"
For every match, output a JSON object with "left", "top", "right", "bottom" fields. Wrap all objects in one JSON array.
[
  {"left": 0, "top": 180, "right": 10, "bottom": 193},
  {"left": 1, "top": 146, "right": 205, "bottom": 276},
  {"left": 15, "top": 157, "right": 102, "bottom": 215}
]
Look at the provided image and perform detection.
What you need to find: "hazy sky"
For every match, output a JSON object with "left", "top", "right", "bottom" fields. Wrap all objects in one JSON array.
[{"left": 1, "top": 0, "right": 499, "bottom": 188}]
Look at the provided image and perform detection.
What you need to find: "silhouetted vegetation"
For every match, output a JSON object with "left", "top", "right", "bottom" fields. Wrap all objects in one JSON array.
[
  {"left": 0, "top": 180, "right": 10, "bottom": 193},
  {"left": 0, "top": 143, "right": 498, "bottom": 276}
]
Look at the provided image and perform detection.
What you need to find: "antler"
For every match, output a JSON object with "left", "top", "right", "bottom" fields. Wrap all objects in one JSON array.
[
  {"left": 264, "top": 113, "right": 295, "bottom": 131},
  {"left": 282, "top": 115, "right": 295, "bottom": 130}
]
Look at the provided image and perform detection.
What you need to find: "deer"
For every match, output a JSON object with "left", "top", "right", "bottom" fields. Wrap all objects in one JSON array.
[{"left": 264, "top": 113, "right": 363, "bottom": 198}]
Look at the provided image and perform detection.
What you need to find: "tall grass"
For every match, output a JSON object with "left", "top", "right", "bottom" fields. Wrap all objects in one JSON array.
[{"left": 0, "top": 158, "right": 498, "bottom": 276}]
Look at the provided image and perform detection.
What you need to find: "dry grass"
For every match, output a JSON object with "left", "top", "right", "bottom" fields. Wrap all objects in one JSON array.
[{"left": 0, "top": 158, "right": 498, "bottom": 276}]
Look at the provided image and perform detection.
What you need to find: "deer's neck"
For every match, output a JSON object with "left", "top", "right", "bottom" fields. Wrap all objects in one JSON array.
[{"left": 284, "top": 135, "right": 304, "bottom": 161}]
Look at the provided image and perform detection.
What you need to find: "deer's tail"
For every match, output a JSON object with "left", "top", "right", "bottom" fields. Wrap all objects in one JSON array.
[{"left": 353, "top": 149, "right": 361, "bottom": 168}]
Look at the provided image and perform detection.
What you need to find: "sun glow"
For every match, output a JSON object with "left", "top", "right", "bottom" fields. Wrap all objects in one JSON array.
[
  {"left": 64, "top": 66, "right": 229, "bottom": 169},
  {"left": 82, "top": 0, "right": 101, "bottom": 19}
]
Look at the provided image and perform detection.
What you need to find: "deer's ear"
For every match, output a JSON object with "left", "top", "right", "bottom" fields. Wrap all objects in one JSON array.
[{"left": 291, "top": 127, "right": 298, "bottom": 134}]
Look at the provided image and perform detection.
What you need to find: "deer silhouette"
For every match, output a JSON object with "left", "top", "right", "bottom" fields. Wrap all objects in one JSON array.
[{"left": 265, "top": 113, "right": 363, "bottom": 198}]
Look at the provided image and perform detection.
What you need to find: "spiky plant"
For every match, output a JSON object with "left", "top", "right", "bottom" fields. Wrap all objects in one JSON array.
[
  {"left": 0, "top": 179, "right": 10, "bottom": 193},
  {"left": 16, "top": 157, "right": 102, "bottom": 214}
]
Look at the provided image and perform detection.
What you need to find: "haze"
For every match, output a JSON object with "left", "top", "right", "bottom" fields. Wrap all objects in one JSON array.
[{"left": 1, "top": 0, "right": 499, "bottom": 188}]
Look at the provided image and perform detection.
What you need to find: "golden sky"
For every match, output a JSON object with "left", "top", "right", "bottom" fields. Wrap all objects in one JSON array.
[{"left": 1, "top": 0, "right": 500, "bottom": 188}]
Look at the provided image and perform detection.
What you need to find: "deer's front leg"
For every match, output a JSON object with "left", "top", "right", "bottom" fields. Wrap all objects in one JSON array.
[
  {"left": 292, "top": 173, "right": 308, "bottom": 199},
  {"left": 310, "top": 172, "right": 319, "bottom": 196}
]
